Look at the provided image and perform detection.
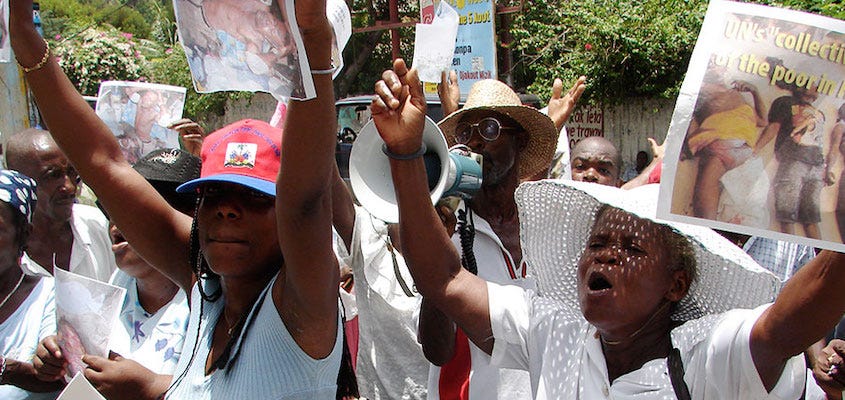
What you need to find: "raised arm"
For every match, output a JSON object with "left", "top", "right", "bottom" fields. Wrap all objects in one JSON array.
[
  {"left": 751, "top": 250, "right": 845, "bottom": 390},
  {"left": 372, "top": 59, "right": 494, "bottom": 353},
  {"left": 274, "top": 0, "right": 340, "bottom": 359},
  {"left": 9, "top": 0, "right": 193, "bottom": 292},
  {"left": 547, "top": 76, "right": 587, "bottom": 132}
]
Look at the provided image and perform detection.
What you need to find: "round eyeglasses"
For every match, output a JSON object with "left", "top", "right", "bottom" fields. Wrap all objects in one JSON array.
[{"left": 454, "top": 117, "right": 518, "bottom": 144}]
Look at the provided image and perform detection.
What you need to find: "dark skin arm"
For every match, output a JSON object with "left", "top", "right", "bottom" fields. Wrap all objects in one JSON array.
[
  {"left": 1, "top": 358, "right": 65, "bottom": 392},
  {"left": 372, "top": 59, "right": 494, "bottom": 355},
  {"left": 273, "top": 0, "right": 340, "bottom": 359},
  {"left": 9, "top": 0, "right": 194, "bottom": 294},
  {"left": 419, "top": 298, "right": 457, "bottom": 365},
  {"left": 751, "top": 250, "right": 845, "bottom": 390}
]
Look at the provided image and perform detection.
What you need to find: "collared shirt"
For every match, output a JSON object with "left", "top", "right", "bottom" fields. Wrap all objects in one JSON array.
[
  {"left": 109, "top": 270, "right": 190, "bottom": 375},
  {"left": 20, "top": 204, "right": 117, "bottom": 283},
  {"left": 424, "top": 202, "right": 533, "bottom": 400},
  {"left": 335, "top": 206, "right": 428, "bottom": 400},
  {"left": 488, "top": 282, "right": 806, "bottom": 400},
  {"left": 0, "top": 278, "right": 59, "bottom": 400},
  {"left": 742, "top": 236, "right": 815, "bottom": 282}
]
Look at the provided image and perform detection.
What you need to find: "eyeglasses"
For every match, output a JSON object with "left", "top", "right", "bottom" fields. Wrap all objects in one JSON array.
[{"left": 454, "top": 117, "right": 518, "bottom": 144}]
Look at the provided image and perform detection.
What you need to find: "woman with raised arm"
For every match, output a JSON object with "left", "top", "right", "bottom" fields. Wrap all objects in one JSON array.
[
  {"left": 372, "top": 59, "right": 845, "bottom": 399},
  {"left": 11, "top": 1, "right": 342, "bottom": 398}
]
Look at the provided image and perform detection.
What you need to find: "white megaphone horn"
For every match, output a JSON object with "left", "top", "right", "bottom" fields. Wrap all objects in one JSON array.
[{"left": 350, "top": 116, "right": 482, "bottom": 223}]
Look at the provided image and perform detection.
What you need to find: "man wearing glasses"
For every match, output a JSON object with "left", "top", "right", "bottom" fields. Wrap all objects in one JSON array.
[
  {"left": 6, "top": 128, "right": 116, "bottom": 282},
  {"left": 418, "top": 77, "right": 583, "bottom": 400}
]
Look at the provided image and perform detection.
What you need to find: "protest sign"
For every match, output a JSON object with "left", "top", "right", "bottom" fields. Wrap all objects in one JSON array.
[
  {"left": 54, "top": 269, "right": 126, "bottom": 380},
  {"left": 658, "top": 0, "right": 845, "bottom": 252},
  {"left": 56, "top": 373, "right": 106, "bottom": 400},
  {"left": 441, "top": 0, "right": 496, "bottom": 94},
  {"left": 173, "top": 0, "right": 313, "bottom": 100},
  {"left": 95, "top": 81, "right": 186, "bottom": 165},
  {"left": 413, "top": 1, "right": 459, "bottom": 83}
]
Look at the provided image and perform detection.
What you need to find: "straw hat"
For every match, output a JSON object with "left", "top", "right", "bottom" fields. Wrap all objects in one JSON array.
[
  {"left": 438, "top": 80, "right": 557, "bottom": 180},
  {"left": 516, "top": 180, "right": 782, "bottom": 321}
]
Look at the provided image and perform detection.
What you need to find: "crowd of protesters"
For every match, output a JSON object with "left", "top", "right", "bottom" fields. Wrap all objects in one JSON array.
[{"left": 2, "top": 1, "right": 845, "bottom": 400}]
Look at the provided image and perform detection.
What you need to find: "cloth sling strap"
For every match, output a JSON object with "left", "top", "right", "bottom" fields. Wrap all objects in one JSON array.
[{"left": 667, "top": 348, "right": 691, "bottom": 400}]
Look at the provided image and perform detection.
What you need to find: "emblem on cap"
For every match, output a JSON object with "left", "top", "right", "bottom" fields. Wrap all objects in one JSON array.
[{"left": 224, "top": 143, "right": 257, "bottom": 168}]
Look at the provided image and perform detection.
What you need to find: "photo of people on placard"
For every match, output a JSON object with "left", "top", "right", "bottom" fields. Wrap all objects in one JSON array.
[
  {"left": 173, "top": 0, "right": 309, "bottom": 100},
  {"left": 95, "top": 81, "right": 186, "bottom": 165},
  {"left": 665, "top": 12, "right": 845, "bottom": 248}
]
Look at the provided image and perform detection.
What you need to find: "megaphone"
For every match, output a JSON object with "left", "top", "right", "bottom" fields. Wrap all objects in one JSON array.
[{"left": 350, "top": 116, "right": 482, "bottom": 223}]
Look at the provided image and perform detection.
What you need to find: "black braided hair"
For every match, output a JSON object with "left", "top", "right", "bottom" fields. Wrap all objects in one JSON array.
[
  {"left": 189, "top": 194, "right": 221, "bottom": 302},
  {"left": 457, "top": 205, "right": 478, "bottom": 275}
]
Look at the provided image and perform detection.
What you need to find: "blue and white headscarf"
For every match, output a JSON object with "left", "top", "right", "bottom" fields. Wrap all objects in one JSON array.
[{"left": 0, "top": 169, "right": 37, "bottom": 223}]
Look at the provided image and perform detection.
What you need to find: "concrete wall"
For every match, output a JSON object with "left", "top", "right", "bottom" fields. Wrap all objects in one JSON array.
[
  {"left": 568, "top": 98, "right": 677, "bottom": 170},
  {"left": 0, "top": 62, "right": 36, "bottom": 163},
  {"left": 202, "top": 93, "right": 279, "bottom": 132}
]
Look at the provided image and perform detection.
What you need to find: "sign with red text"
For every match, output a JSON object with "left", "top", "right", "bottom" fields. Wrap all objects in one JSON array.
[{"left": 565, "top": 105, "right": 605, "bottom": 150}]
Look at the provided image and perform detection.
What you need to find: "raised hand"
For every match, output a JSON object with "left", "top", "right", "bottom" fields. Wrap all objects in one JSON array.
[
  {"left": 168, "top": 118, "right": 205, "bottom": 157},
  {"left": 438, "top": 70, "right": 460, "bottom": 117},
  {"left": 547, "top": 76, "right": 587, "bottom": 131},
  {"left": 371, "top": 58, "right": 427, "bottom": 156}
]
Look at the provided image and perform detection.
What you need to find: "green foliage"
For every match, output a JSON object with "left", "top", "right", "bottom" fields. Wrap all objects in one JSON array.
[
  {"left": 512, "top": 0, "right": 845, "bottom": 104},
  {"left": 40, "top": 0, "right": 151, "bottom": 40},
  {"left": 512, "top": 0, "right": 707, "bottom": 104},
  {"left": 52, "top": 26, "right": 153, "bottom": 96},
  {"left": 42, "top": 0, "right": 247, "bottom": 122}
]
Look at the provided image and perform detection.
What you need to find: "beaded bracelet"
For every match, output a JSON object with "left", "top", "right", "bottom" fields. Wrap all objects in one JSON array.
[
  {"left": 381, "top": 143, "right": 427, "bottom": 160},
  {"left": 18, "top": 37, "right": 51, "bottom": 74}
]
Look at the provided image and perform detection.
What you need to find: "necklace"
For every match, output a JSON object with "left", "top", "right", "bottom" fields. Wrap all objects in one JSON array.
[
  {"left": 0, "top": 272, "right": 25, "bottom": 310},
  {"left": 224, "top": 311, "right": 247, "bottom": 337}
]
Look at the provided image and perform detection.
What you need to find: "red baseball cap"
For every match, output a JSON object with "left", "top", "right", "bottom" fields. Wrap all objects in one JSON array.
[{"left": 176, "top": 119, "right": 282, "bottom": 196}]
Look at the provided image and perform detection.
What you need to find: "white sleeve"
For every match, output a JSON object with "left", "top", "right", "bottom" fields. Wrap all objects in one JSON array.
[
  {"left": 39, "top": 279, "right": 57, "bottom": 340},
  {"left": 703, "top": 305, "right": 806, "bottom": 400},
  {"left": 488, "top": 281, "right": 532, "bottom": 370}
]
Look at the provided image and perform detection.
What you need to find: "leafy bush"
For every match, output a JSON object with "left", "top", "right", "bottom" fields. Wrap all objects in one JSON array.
[{"left": 52, "top": 26, "right": 153, "bottom": 96}]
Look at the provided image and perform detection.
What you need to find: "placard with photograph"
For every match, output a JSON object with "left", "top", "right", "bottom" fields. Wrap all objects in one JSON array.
[
  {"left": 658, "top": 0, "right": 845, "bottom": 252},
  {"left": 173, "top": 0, "right": 314, "bottom": 100},
  {"left": 54, "top": 268, "right": 126, "bottom": 380},
  {"left": 95, "top": 81, "right": 186, "bottom": 165}
]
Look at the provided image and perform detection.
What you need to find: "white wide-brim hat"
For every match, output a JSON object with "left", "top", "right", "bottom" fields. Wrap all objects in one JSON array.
[{"left": 516, "top": 180, "right": 782, "bottom": 321}]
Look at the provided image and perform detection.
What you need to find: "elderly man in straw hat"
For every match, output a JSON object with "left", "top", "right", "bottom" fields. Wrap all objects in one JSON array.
[
  {"left": 374, "top": 58, "right": 845, "bottom": 399},
  {"left": 393, "top": 62, "right": 583, "bottom": 398}
]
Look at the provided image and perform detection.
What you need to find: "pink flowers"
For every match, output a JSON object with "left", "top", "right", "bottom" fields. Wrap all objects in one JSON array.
[
  {"left": 54, "top": 34, "right": 62, "bottom": 40},
  {"left": 121, "top": 32, "right": 134, "bottom": 40},
  {"left": 585, "top": 43, "right": 593, "bottom": 51}
]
